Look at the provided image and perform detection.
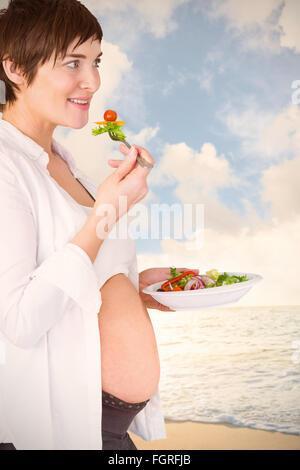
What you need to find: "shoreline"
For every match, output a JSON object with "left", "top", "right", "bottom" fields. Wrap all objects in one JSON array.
[
  {"left": 129, "top": 420, "right": 300, "bottom": 450},
  {"left": 164, "top": 418, "right": 300, "bottom": 436}
]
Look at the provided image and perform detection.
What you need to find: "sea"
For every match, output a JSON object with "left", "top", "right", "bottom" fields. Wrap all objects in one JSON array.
[{"left": 149, "top": 305, "right": 300, "bottom": 435}]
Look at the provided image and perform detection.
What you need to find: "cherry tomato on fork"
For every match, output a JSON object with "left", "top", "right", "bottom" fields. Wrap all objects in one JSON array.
[{"left": 104, "top": 109, "right": 117, "bottom": 121}]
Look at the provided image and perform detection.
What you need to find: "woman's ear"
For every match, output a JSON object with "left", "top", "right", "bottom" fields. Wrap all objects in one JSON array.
[{"left": 2, "top": 57, "right": 25, "bottom": 85}]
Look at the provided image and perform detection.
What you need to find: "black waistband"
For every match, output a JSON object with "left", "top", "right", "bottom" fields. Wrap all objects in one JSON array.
[{"left": 101, "top": 390, "right": 150, "bottom": 436}]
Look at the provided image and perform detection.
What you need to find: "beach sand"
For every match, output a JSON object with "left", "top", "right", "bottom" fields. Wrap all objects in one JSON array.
[{"left": 129, "top": 420, "right": 300, "bottom": 450}]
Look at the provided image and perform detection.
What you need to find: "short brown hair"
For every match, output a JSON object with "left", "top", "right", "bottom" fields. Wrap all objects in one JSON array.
[{"left": 0, "top": 0, "right": 103, "bottom": 112}]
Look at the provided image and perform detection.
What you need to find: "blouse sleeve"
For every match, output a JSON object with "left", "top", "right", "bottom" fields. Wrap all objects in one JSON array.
[{"left": 0, "top": 159, "right": 101, "bottom": 349}]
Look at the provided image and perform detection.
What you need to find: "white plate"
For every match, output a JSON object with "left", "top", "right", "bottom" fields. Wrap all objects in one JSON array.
[{"left": 142, "top": 272, "right": 263, "bottom": 310}]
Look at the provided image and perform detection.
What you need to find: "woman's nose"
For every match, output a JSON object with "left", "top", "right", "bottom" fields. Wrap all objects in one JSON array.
[{"left": 80, "top": 71, "right": 101, "bottom": 94}]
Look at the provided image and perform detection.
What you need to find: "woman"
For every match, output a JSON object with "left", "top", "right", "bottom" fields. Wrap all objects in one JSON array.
[{"left": 0, "top": 0, "right": 195, "bottom": 450}]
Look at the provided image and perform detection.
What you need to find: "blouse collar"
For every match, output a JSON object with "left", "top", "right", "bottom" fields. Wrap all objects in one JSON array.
[{"left": 0, "top": 118, "right": 79, "bottom": 177}]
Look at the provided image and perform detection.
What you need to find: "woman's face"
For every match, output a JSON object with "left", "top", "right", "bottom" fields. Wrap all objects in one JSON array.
[{"left": 21, "top": 36, "right": 101, "bottom": 129}]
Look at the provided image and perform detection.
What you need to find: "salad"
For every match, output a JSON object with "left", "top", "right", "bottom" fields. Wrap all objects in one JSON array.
[
  {"left": 92, "top": 109, "right": 127, "bottom": 140},
  {"left": 92, "top": 109, "right": 154, "bottom": 169},
  {"left": 157, "top": 267, "right": 248, "bottom": 292}
]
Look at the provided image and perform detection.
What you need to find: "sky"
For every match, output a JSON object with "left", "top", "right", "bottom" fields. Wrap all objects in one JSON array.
[{"left": 2, "top": 0, "right": 300, "bottom": 306}]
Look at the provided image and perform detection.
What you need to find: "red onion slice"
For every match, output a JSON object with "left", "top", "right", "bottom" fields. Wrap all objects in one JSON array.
[
  {"left": 184, "top": 277, "right": 206, "bottom": 291},
  {"left": 195, "top": 275, "right": 216, "bottom": 287}
]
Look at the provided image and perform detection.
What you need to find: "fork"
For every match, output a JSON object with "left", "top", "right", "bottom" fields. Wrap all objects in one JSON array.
[{"left": 108, "top": 130, "right": 154, "bottom": 169}]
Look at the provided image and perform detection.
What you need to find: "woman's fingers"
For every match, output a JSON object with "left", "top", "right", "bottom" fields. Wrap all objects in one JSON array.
[
  {"left": 119, "top": 144, "right": 155, "bottom": 168},
  {"left": 108, "top": 159, "right": 140, "bottom": 171},
  {"left": 108, "top": 159, "right": 122, "bottom": 168},
  {"left": 119, "top": 143, "right": 130, "bottom": 156},
  {"left": 117, "top": 144, "right": 154, "bottom": 176},
  {"left": 115, "top": 146, "right": 139, "bottom": 181},
  {"left": 177, "top": 267, "right": 200, "bottom": 274}
]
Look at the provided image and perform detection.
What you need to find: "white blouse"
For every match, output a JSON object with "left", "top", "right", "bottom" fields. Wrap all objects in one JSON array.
[{"left": 0, "top": 118, "right": 166, "bottom": 450}]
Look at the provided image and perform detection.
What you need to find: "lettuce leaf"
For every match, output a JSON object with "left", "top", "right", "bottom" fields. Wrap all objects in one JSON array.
[
  {"left": 92, "top": 121, "right": 126, "bottom": 140},
  {"left": 170, "top": 266, "right": 184, "bottom": 278},
  {"left": 216, "top": 272, "right": 248, "bottom": 286},
  {"left": 205, "top": 269, "right": 220, "bottom": 281},
  {"left": 167, "top": 267, "right": 193, "bottom": 288}
]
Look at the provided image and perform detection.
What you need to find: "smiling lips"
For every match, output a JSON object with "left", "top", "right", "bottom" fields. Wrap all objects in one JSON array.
[
  {"left": 67, "top": 97, "right": 91, "bottom": 109},
  {"left": 68, "top": 97, "right": 90, "bottom": 104}
]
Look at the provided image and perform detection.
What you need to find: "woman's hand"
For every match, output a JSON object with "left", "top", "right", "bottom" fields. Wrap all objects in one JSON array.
[
  {"left": 94, "top": 144, "right": 154, "bottom": 232},
  {"left": 107, "top": 143, "right": 153, "bottom": 170},
  {"left": 138, "top": 267, "right": 199, "bottom": 312}
]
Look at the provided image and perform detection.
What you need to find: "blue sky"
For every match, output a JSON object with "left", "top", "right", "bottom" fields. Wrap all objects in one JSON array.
[{"left": 53, "top": 0, "right": 300, "bottom": 305}]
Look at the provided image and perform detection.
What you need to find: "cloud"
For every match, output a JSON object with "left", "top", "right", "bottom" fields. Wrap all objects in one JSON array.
[
  {"left": 278, "top": 0, "right": 300, "bottom": 52},
  {"left": 127, "top": 126, "right": 160, "bottom": 148},
  {"left": 211, "top": 0, "right": 282, "bottom": 30},
  {"left": 204, "top": 0, "right": 300, "bottom": 54},
  {"left": 219, "top": 103, "right": 300, "bottom": 161},
  {"left": 203, "top": 0, "right": 282, "bottom": 53},
  {"left": 129, "top": 0, "right": 190, "bottom": 38},
  {"left": 150, "top": 141, "right": 239, "bottom": 189},
  {"left": 258, "top": 105, "right": 300, "bottom": 158},
  {"left": 147, "top": 141, "right": 250, "bottom": 234},
  {"left": 161, "top": 65, "right": 215, "bottom": 97},
  {"left": 197, "top": 70, "right": 214, "bottom": 92},
  {"left": 81, "top": 0, "right": 190, "bottom": 47},
  {"left": 161, "top": 66, "right": 189, "bottom": 96},
  {"left": 261, "top": 154, "right": 300, "bottom": 221}
]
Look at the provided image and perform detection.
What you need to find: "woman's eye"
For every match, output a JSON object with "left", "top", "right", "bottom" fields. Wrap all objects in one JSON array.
[
  {"left": 67, "top": 59, "right": 101, "bottom": 69},
  {"left": 67, "top": 61, "right": 79, "bottom": 69}
]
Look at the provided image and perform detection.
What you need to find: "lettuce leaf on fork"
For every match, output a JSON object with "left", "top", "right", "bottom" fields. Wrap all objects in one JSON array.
[{"left": 92, "top": 121, "right": 127, "bottom": 140}]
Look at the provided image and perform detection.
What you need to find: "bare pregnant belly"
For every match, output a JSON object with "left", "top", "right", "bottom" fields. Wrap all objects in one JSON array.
[{"left": 98, "top": 273, "right": 160, "bottom": 403}]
